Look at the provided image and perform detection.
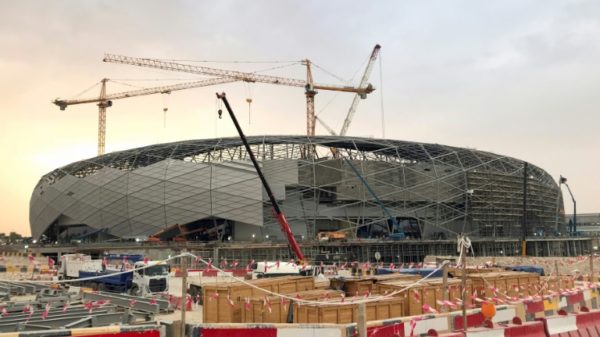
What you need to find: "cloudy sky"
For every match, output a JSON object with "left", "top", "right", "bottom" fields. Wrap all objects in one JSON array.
[{"left": 1, "top": 1, "right": 599, "bottom": 235}]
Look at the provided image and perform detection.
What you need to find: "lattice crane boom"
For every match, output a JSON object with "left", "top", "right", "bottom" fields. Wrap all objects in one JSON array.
[
  {"left": 53, "top": 77, "right": 236, "bottom": 110},
  {"left": 339, "top": 44, "right": 381, "bottom": 136},
  {"left": 103, "top": 51, "right": 377, "bottom": 137},
  {"left": 54, "top": 77, "right": 238, "bottom": 155}
]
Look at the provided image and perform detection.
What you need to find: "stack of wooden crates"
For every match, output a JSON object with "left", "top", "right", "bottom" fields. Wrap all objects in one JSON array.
[{"left": 203, "top": 276, "right": 314, "bottom": 323}]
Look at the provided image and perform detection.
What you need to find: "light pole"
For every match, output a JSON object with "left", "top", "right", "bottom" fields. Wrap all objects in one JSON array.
[{"left": 559, "top": 176, "right": 576, "bottom": 235}]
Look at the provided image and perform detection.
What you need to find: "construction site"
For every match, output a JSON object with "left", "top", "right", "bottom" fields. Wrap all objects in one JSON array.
[{"left": 2, "top": 40, "right": 597, "bottom": 337}]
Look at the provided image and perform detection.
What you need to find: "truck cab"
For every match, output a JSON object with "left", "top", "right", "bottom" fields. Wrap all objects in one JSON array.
[{"left": 130, "top": 261, "right": 170, "bottom": 296}]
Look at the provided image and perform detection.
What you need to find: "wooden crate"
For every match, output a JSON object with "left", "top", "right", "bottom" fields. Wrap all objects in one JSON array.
[
  {"left": 542, "top": 276, "right": 575, "bottom": 293},
  {"left": 293, "top": 296, "right": 404, "bottom": 323},
  {"left": 467, "top": 272, "right": 540, "bottom": 298},
  {"left": 377, "top": 278, "right": 469, "bottom": 316},
  {"left": 241, "top": 289, "right": 343, "bottom": 323},
  {"left": 340, "top": 273, "right": 421, "bottom": 296},
  {"left": 343, "top": 278, "right": 375, "bottom": 296},
  {"left": 203, "top": 276, "right": 315, "bottom": 323}
]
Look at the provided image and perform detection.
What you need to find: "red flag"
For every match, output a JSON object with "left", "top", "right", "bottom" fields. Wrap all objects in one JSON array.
[
  {"left": 41, "top": 303, "right": 51, "bottom": 320},
  {"left": 47, "top": 256, "right": 55, "bottom": 268},
  {"left": 143, "top": 257, "right": 149, "bottom": 264}
]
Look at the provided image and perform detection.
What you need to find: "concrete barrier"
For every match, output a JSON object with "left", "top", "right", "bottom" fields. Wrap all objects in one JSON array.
[
  {"left": 0, "top": 324, "right": 164, "bottom": 337},
  {"left": 188, "top": 323, "right": 352, "bottom": 337}
]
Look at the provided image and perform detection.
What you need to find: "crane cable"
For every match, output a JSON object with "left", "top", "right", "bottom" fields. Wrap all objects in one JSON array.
[{"left": 379, "top": 51, "right": 386, "bottom": 138}]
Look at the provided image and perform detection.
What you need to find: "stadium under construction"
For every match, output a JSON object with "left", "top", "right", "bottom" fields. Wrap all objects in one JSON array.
[{"left": 29, "top": 135, "right": 595, "bottom": 262}]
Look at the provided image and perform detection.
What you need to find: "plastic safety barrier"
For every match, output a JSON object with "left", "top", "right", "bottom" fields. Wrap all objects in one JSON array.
[
  {"left": 452, "top": 306, "right": 517, "bottom": 330},
  {"left": 465, "top": 321, "right": 546, "bottom": 337}
]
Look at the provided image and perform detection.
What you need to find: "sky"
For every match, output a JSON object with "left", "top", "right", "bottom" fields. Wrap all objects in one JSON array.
[{"left": 1, "top": 1, "right": 599, "bottom": 236}]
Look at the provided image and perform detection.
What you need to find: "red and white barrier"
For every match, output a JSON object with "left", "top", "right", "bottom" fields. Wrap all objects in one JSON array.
[
  {"left": 540, "top": 314, "right": 577, "bottom": 337},
  {"left": 190, "top": 323, "right": 350, "bottom": 337}
]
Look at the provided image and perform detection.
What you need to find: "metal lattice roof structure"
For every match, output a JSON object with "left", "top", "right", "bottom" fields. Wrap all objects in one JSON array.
[{"left": 30, "top": 135, "right": 564, "bottom": 241}]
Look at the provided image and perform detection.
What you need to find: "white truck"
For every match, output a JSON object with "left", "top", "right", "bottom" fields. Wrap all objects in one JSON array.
[
  {"left": 129, "top": 260, "right": 170, "bottom": 296},
  {"left": 58, "top": 254, "right": 169, "bottom": 296},
  {"left": 58, "top": 254, "right": 103, "bottom": 279}
]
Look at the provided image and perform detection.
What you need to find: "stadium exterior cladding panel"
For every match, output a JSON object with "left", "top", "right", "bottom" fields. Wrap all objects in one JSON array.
[{"left": 30, "top": 136, "right": 565, "bottom": 242}]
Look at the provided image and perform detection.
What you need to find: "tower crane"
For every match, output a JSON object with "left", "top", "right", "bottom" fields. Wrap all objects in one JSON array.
[
  {"left": 316, "top": 45, "right": 381, "bottom": 137},
  {"left": 103, "top": 45, "right": 379, "bottom": 137},
  {"left": 53, "top": 77, "right": 237, "bottom": 155}
]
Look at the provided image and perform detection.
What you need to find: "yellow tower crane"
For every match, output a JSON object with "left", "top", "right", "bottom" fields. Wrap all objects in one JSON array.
[
  {"left": 53, "top": 77, "right": 237, "bottom": 155},
  {"left": 103, "top": 44, "right": 380, "bottom": 137}
]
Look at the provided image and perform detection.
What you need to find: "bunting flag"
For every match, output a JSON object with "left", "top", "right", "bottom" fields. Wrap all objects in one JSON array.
[
  {"left": 0, "top": 307, "right": 8, "bottom": 317},
  {"left": 209, "top": 292, "right": 219, "bottom": 301},
  {"left": 220, "top": 259, "right": 228, "bottom": 269},
  {"left": 341, "top": 293, "right": 346, "bottom": 303},
  {"left": 47, "top": 256, "right": 55, "bottom": 268},
  {"left": 227, "top": 294, "right": 235, "bottom": 307},
  {"left": 129, "top": 299, "right": 137, "bottom": 307},
  {"left": 263, "top": 260, "right": 268, "bottom": 273},
  {"left": 28, "top": 254, "right": 35, "bottom": 263},
  {"left": 62, "top": 303, "right": 69, "bottom": 312},
  {"left": 263, "top": 296, "right": 272, "bottom": 313},
  {"left": 207, "top": 259, "right": 213, "bottom": 270},
  {"left": 412, "top": 289, "right": 421, "bottom": 301},
  {"left": 409, "top": 318, "right": 421, "bottom": 337},
  {"left": 232, "top": 260, "right": 239, "bottom": 268},
  {"left": 150, "top": 298, "right": 157, "bottom": 305},
  {"left": 276, "top": 260, "right": 281, "bottom": 269},
  {"left": 143, "top": 257, "right": 149, "bottom": 264},
  {"left": 244, "top": 297, "right": 251, "bottom": 311},
  {"left": 422, "top": 303, "right": 438, "bottom": 313},
  {"left": 41, "top": 303, "right": 51, "bottom": 320}
]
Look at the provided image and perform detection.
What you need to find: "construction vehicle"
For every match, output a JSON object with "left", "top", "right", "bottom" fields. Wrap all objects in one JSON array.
[
  {"left": 58, "top": 254, "right": 102, "bottom": 279},
  {"left": 58, "top": 254, "right": 169, "bottom": 295},
  {"left": 317, "top": 231, "right": 347, "bottom": 242}
]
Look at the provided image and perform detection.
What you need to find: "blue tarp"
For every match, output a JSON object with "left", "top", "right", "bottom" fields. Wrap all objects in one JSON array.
[
  {"left": 377, "top": 268, "right": 443, "bottom": 278},
  {"left": 508, "top": 265, "right": 545, "bottom": 276}
]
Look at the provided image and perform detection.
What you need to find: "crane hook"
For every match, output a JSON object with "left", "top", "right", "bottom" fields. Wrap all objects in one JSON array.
[{"left": 218, "top": 109, "right": 223, "bottom": 119}]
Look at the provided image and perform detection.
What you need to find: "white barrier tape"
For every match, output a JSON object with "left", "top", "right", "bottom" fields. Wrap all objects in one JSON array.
[{"left": 545, "top": 315, "right": 577, "bottom": 335}]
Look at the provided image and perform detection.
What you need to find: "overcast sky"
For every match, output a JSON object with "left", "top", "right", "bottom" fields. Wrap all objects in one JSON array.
[{"left": 1, "top": 1, "right": 599, "bottom": 235}]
